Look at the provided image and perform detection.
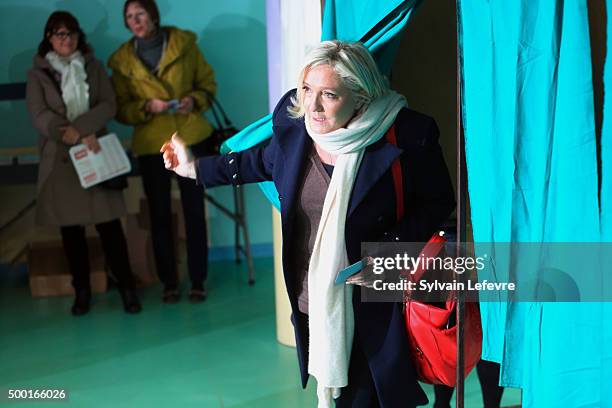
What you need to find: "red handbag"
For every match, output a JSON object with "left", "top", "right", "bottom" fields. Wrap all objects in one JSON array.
[
  {"left": 386, "top": 125, "right": 482, "bottom": 386},
  {"left": 403, "top": 233, "right": 482, "bottom": 386}
]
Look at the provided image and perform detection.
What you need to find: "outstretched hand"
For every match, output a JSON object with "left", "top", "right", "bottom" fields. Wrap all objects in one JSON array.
[{"left": 161, "top": 133, "right": 196, "bottom": 179}]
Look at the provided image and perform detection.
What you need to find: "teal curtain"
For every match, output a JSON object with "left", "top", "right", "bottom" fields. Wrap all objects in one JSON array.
[
  {"left": 321, "top": 0, "right": 419, "bottom": 74},
  {"left": 221, "top": 0, "right": 420, "bottom": 209},
  {"left": 222, "top": 115, "right": 277, "bottom": 206},
  {"left": 603, "top": 1, "right": 612, "bottom": 241},
  {"left": 601, "top": 1, "right": 612, "bottom": 404},
  {"left": 459, "top": 1, "right": 607, "bottom": 406}
]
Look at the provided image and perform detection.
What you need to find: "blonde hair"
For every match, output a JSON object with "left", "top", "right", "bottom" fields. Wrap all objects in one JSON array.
[{"left": 287, "top": 40, "right": 389, "bottom": 118}]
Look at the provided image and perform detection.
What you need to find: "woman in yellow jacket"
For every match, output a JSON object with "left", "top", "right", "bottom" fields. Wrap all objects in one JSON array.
[{"left": 108, "top": 0, "right": 216, "bottom": 303}]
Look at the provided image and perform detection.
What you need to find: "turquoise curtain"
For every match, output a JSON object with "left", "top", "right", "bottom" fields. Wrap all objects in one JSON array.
[
  {"left": 221, "top": 0, "right": 420, "bottom": 209},
  {"left": 321, "top": 0, "right": 419, "bottom": 74},
  {"left": 600, "top": 1, "right": 612, "bottom": 404},
  {"left": 459, "top": 1, "right": 608, "bottom": 406},
  {"left": 603, "top": 2, "right": 612, "bottom": 241}
]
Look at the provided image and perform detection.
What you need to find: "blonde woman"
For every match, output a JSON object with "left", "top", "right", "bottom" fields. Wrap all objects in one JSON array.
[{"left": 163, "top": 41, "right": 455, "bottom": 407}]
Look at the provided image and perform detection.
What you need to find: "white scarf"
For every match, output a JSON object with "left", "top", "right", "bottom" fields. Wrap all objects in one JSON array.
[
  {"left": 305, "top": 90, "right": 407, "bottom": 407},
  {"left": 45, "top": 51, "right": 90, "bottom": 121}
]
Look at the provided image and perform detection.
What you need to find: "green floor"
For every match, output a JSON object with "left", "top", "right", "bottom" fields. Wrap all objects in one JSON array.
[{"left": 0, "top": 258, "right": 521, "bottom": 407}]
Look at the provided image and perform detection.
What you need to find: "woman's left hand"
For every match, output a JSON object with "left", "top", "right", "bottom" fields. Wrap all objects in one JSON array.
[
  {"left": 60, "top": 125, "right": 81, "bottom": 145},
  {"left": 82, "top": 134, "right": 101, "bottom": 153},
  {"left": 345, "top": 257, "right": 379, "bottom": 288},
  {"left": 177, "top": 96, "right": 194, "bottom": 114}
]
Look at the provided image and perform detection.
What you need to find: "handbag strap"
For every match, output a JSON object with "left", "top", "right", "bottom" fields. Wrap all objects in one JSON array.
[
  {"left": 204, "top": 90, "right": 234, "bottom": 129},
  {"left": 411, "top": 232, "right": 447, "bottom": 282},
  {"left": 384, "top": 126, "right": 448, "bottom": 284},
  {"left": 385, "top": 125, "right": 404, "bottom": 222}
]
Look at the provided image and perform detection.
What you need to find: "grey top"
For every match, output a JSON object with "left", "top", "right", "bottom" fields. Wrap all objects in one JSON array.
[
  {"left": 135, "top": 30, "right": 166, "bottom": 72},
  {"left": 292, "top": 149, "right": 333, "bottom": 315}
]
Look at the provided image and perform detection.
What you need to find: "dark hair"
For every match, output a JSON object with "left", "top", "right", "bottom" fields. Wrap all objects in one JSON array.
[
  {"left": 38, "top": 11, "right": 91, "bottom": 57},
  {"left": 123, "top": 0, "right": 161, "bottom": 30},
  {"left": 37, "top": 11, "right": 90, "bottom": 57}
]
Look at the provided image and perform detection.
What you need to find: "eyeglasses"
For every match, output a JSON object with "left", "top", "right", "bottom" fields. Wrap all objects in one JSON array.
[{"left": 52, "top": 30, "right": 79, "bottom": 40}]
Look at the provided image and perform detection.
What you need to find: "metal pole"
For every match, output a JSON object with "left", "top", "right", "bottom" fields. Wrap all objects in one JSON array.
[
  {"left": 203, "top": 187, "right": 256, "bottom": 284},
  {"left": 455, "top": 0, "right": 467, "bottom": 406}
]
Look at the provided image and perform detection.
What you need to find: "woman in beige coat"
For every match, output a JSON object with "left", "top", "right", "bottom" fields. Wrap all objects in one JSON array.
[{"left": 26, "top": 11, "right": 141, "bottom": 316}]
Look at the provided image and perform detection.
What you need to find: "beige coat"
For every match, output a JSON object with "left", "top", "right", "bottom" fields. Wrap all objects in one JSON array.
[{"left": 26, "top": 52, "right": 126, "bottom": 226}]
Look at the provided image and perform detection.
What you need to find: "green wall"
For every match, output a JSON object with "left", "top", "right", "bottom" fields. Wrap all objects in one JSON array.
[{"left": 0, "top": 0, "right": 273, "bottom": 251}]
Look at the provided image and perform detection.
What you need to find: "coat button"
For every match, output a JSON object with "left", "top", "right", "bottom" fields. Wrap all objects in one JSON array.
[
  {"left": 279, "top": 195, "right": 283, "bottom": 201},
  {"left": 229, "top": 158, "right": 235, "bottom": 164},
  {"left": 232, "top": 174, "right": 238, "bottom": 179},
  {"left": 377, "top": 215, "right": 384, "bottom": 222}
]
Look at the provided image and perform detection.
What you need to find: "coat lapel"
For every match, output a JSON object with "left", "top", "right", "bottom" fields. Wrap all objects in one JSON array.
[
  {"left": 274, "top": 122, "right": 402, "bottom": 219},
  {"left": 274, "top": 123, "right": 312, "bottom": 220},
  {"left": 116, "top": 40, "right": 173, "bottom": 97},
  {"left": 158, "top": 28, "right": 188, "bottom": 76},
  {"left": 122, "top": 45, "right": 152, "bottom": 79},
  {"left": 274, "top": 123, "right": 311, "bottom": 296},
  {"left": 348, "top": 140, "right": 402, "bottom": 217}
]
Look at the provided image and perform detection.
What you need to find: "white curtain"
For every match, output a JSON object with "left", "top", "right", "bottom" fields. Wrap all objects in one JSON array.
[{"left": 280, "top": 0, "right": 322, "bottom": 93}]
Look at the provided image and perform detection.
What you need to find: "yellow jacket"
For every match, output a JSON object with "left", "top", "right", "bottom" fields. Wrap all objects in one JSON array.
[{"left": 108, "top": 27, "right": 216, "bottom": 156}]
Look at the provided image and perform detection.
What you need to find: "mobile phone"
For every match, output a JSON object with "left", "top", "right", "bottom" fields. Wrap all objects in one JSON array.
[
  {"left": 167, "top": 99, "right": 180, "bottom": 113},
  {"left": 335, "top": 259, "right": 367, "bottom": 285}
]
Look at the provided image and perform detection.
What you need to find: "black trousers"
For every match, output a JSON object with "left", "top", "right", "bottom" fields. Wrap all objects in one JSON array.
[
  {"left": 138, "top": 153, "right": 208, "bottom": 288},
  {"left": 60, "top": 219, "right": 135, "bottom": 291},
  {"left": 433, "top": 360, "right": 504, "bottom": 408}
]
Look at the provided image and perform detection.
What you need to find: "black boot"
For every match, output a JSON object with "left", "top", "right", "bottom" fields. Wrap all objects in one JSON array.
[
  {"left": 162, "top": 285, "right": 180, "bottom": 304},
  {"left": 119, "top": 288, "right": 142, "bottom": 314},
  {"left": 189, "top": 282, "right": 207, "bottom": 303},
  {"left": 71, "top": 288, "right": 91, "bottom": 316}
]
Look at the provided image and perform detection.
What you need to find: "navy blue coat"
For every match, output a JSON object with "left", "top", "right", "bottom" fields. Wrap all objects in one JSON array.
[{"left": 196, "top": 91, "right": 455, "bottom": 407}]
